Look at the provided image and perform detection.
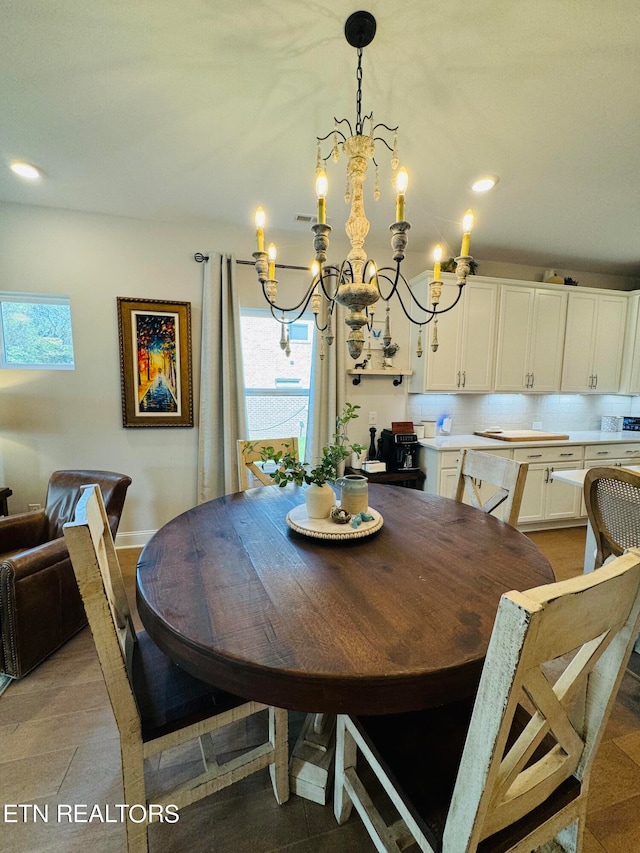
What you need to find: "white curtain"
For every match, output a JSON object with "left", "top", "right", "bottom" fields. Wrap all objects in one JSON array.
[
  {"left": 197, "top": 253, "right": 247, "bottom": 502},
  {"left": 305, "top": 299, "right": 346, "bottom": 465}
]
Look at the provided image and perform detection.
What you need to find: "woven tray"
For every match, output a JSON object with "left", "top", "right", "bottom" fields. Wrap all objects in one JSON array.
[{"left": 286, "top": 504, "right": 383, "bottom": 540}]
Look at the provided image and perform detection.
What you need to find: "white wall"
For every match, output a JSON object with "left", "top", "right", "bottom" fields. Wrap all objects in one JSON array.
[{"left": 1, "top": 199, "right": 637, "bottom": 541}]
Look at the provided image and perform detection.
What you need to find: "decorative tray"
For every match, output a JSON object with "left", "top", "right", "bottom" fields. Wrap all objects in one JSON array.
[{"left": 286, "top": 504, "right": 383, "bottom": 540}]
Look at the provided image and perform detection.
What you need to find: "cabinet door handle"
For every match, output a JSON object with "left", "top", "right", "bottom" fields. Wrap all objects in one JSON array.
[
  {"left": 589, "top": 375, "right": 594, "bottom": 389},
  {"left": 560, "top": 452, "right": 575, "bottom": 457},
  {"left": 594, "top": 374, "right": 598, "bottom": 388},
  {"left": 597, "top": 451, "right": 609, "bottom": 455},
  {"left": 462, "top": 371, "right": 466, "bottom": 388},
  {"left": 457, "top": 371, "right": 461, "bottom": 388},
  {"left": 530, "top": 372, "right": 534, "bottom": 388},
  {"left": 544, "top": 467, "right": 550, "bottom": 483},
  {"left": 528, "top": 453, "right": 543, "bottom": 458}
]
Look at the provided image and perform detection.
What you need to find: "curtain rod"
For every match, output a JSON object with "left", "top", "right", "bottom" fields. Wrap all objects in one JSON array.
[{"left": 193, "top": 253, "right": 309, "bottom": 272}]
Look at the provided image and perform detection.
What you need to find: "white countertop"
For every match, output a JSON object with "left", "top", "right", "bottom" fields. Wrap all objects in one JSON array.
[
  {"left": 551, "top": 465, "right": 640, "bottom": 486},
  {"left": 418, "top": 431, "right": 640, "bottom": 452}
]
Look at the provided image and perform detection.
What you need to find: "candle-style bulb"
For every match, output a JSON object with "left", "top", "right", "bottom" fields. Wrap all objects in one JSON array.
[
  {"left": 268, "top": 243, "right": 277, "bottom": 280},
  {"left": 395, "top": 168, "right": 408, "bottom": 195},
  {"left": 433, "top": 244, "right": 442, "bottom": 281},
  {"left": 255, "top": 207, "right": 266, "bottom": 252},
  {"left": 395, "top": 167, "right": 408, "bottom": 222},
  {"left": 461, "top": 209, "right": 474, "bottom": 256},
  {"left": 316, "top": 171, "right": 328, "bottom": 224},
  {"left": 311, "top": 260, "right": 320, "bottom": 278}
]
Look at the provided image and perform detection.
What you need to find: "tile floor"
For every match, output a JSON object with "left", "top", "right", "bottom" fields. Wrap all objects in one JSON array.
[{"left": 2, "top": 528, "right": 640, "bottom": 852}]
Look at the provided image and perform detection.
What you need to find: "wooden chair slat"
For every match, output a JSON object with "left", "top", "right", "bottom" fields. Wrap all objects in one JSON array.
[{"left": 454, "top": 449, "right": 529, "bottom": 526}]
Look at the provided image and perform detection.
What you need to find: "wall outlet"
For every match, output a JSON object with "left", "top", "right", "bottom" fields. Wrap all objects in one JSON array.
[
  {"left": 532, "top": 422, "right": 542, "bottom": 430},
  {"left": 28, "top": 503, "right": 42, "bottom": 511},
  {"left": 369, "top": 411, "right": 377, "bottom": 425}
]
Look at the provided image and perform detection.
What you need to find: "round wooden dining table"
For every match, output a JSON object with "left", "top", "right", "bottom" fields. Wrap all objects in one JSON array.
[{"left": 136, "top": 483, "right": 554, "bottom": 717}]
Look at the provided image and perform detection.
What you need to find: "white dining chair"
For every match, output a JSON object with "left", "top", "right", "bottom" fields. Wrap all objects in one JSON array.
[
  {"left": 334, "top": 548, "right": 640, "bottom": 853},
  {"left": 584, "top": 465, "right": 640, "bottom": 570},
  {"left": 454, "top": 448, "right": 528, "bottom": 525},
  {"left": 64, "top": 484, "right": 289, "bottom": 853},
  {"left": 237, "top": 437, "right": 299, "bottom": 490}
]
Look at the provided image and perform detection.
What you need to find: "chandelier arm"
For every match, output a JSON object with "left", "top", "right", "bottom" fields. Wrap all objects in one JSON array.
[
  {"left": 317, "top": 129, "right": 347, "bottom": 144},
  {"left": 317, "top": 267, "right": 340, "bottom": 302},
  {"left": 372, "top": 122, "right": 399, "bottom": 134},
  {"left": 333, "top": 117, "right": 354, "bottom": 138},
  {"left": 372, "top": 136, "right": 395, "bottom": 153},
  {"left": 261, "top": 281, "right": 316, "bottom": 315},
  {"left": 396, "top": 282, "right": 466, "bottom": 323}
]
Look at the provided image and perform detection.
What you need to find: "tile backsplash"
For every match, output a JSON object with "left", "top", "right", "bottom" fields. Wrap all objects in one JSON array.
[{"left": 407, "top": 394, "right": 640, "bottom": 435}]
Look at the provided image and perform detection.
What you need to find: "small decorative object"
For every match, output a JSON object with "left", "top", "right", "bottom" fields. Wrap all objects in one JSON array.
[
  {"left": 330, "top": 506, "right": 352, "bottom": 524},
  {"left": 543, "top": 269, "right": 564, "bottom": 284},
  {"left": 564, "top": 277, "right": 579, "bottom": 286},
  {"left": 380, "top": 305, "right": 399, "bottom": 368},
  {"left": 305, "top": 483, "right": 336, "bottom": 519},
  {"left": 351, "top": 510, "right": 375, "bottom": 529},
  {"left": 257, "top": 403, "right": 366, "bottom": 519},
  {"left": 367, "top": 426, "right": 377, "bottom": 461},
  {"left": 336, "top": 473, "right": 369, "bottom": 515}
]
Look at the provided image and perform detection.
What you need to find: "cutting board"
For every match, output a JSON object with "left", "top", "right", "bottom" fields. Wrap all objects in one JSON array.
[{"left": 474, "top": 429, "right": 570, "bottom": 442}]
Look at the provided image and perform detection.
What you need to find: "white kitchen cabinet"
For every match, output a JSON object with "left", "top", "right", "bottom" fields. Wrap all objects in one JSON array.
[
  {"left": 408, "top": 275, "right": 498, "bottom": 393},
  {"left": 494, "top": 285, "right": 567, "bottom": 392},
  {"left": 620, "top": 293, "right": 640, "bottom": 394},
  {"left": 514, "top": 446, "right": 584, "bottom": 524},
  {"left": 561, "top": 291, "right": 627, "bottom": 392}
]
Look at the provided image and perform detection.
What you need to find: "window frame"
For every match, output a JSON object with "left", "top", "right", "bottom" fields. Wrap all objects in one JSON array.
[{"left": 0, "top": 291, "right": 75, "bottom": 370}]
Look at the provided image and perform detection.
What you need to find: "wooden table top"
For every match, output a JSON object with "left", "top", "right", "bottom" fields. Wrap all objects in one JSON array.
[{"left": 136, "top": 484, "right": 554, "bottom": 715}]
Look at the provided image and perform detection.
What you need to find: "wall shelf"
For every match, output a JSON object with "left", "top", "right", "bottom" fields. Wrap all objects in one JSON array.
[{"left": 347, "top": 369, "right": 413, "bottom": 387}]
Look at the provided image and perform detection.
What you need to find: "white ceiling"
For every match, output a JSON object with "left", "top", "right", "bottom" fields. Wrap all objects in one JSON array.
[{"left": 1, "top": 0, "right": 639, "bottom": 278}]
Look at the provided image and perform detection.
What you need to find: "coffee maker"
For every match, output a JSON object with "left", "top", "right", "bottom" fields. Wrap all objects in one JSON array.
[{"left": 379, "top": 428, "right": 420, "bottom": 471}]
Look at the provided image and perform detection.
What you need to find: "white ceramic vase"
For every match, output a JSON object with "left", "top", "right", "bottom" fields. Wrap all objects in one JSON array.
[{"left": 305, "top": 483, "right": 335, "bottom": 519}]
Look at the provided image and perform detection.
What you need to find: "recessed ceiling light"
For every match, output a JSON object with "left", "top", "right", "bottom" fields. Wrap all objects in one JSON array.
[
  {"left": 471, "top": 175, "right": 499, "bottom": 193},
  {"left": 10, "top": 161, "right": 42, "bottom": 180}
]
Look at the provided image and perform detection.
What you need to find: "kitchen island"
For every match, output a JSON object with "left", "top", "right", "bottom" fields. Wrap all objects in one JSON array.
[{"left": 418, "top": 431, "right": 640, "bottom": 530}]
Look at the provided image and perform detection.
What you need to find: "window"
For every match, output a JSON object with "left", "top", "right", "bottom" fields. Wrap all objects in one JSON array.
[
  {"left": 0, "top": 292, "right": 75, "bottom": 369},
  {"left": 240, "top": 310, "right": 315, "bottom": 456}
]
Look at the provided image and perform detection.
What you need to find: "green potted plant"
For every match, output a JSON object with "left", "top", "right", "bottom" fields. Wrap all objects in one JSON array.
[{"left": 256, "top": 403, "right": 366, "bottom": 518}]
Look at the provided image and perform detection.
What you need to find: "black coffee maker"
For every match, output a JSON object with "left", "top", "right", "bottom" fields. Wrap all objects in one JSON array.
[{"left": 379, "top": 428, "right": 420, "bottom": 471}]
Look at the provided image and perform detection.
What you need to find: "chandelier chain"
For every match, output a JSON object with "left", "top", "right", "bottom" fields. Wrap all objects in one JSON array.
[{"left": 356, "top": 47, "right": 364, "bottom": 135}]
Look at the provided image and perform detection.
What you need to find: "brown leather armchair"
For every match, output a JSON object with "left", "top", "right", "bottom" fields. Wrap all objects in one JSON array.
[{"left": 0, "top": 470, "right": 132, "bottom": 678}]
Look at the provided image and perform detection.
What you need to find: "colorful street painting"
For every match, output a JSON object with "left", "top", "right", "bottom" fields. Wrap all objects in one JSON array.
[{"left": 131, "top": 310, "right": 181, "bottom": 415}]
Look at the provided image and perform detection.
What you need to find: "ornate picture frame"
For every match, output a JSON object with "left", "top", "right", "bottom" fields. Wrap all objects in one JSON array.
[{"left": 117, "top": 297, "right": 193, "bottom": 428}]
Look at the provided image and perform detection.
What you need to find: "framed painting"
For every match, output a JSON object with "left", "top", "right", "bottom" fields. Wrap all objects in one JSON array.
[{"left": 117, "top": 297, "right": 193, "bottom": 428}]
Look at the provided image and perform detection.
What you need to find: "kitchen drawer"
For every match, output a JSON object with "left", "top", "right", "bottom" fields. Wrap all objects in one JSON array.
[
  {"left": 439, "top": 448, "right": 513, "bottom": 470},
  {"left": 513, "top": 446, "right": 584, "bottom": 465},
  {"left": 584, "top": 443, "right": 640, "bottom": 462}
]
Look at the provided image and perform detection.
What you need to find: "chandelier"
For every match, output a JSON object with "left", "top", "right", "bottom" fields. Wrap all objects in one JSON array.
[{"left": 252, "top": 10, "right": 475, "bottom": 361}]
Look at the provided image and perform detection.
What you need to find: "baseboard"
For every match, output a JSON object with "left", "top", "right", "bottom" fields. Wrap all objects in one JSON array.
[{"left": 115, "top": 530, "right": 156, "bottom": 549}]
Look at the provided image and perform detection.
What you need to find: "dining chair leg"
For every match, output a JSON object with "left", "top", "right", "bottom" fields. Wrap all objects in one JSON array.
[
  {"left": 269, "top": 706, "right": 290, "bottom": 804},
  {"left": 334, "top": 715, "right": 356, "bottom": 825},
  {"left": 121, "top": 746, "right": 149, "bottom": 853}
]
